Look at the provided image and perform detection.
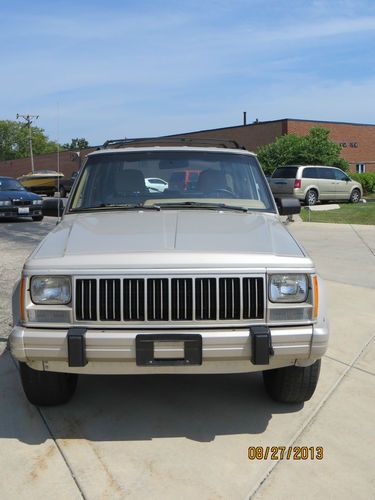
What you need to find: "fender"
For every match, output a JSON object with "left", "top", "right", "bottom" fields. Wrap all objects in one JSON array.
[{"left": 0, "top": 279, "right": 21, "bottom": 358}]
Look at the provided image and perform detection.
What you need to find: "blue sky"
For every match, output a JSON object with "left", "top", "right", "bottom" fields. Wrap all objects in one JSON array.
[{"left": 1, "top": 0, "right": 375, "bottom": 145}]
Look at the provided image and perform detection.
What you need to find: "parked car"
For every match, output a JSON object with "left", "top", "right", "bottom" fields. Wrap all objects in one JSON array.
[
  {"left": 55, "top": 171, "right": 79, "bottom": 198},
  {"left": 8, "top": 138, "right": 328, "bottom": 407},
  {"left": 269, "top": 165, "right": 362, "bottom": 205},
  {"left": 145, "top": 177, "right": 168, "bottom": 192},
  {"left": 0, "top": 176, "right": 43, "bottom": 221}
]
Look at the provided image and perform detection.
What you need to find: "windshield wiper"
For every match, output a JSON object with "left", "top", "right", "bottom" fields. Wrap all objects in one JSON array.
[
  {"left": 71, "top": 203, "right": 161, "bottom": 212},
  {"left": 154, "top": 201, "right": 250, "bottom": 212}
]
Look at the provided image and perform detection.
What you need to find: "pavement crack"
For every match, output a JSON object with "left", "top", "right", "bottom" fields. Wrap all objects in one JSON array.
[
  {"left": 351, "top": 365, "right": 375, "bottom": 377},
  {"left": 349, "top": 224, "right": 375, "bottom": 258},
  {"left": 37, "top": 408, "right": 87, "bottom": 499},
  {"left": 247, "top": 332, "right": 375, "bottom": 500},
  {"left": 9, "top": 354, "right": 86, "bottom": 499},
  {"left": 324, "top": 354, "right": 375, "bottom": 378}
]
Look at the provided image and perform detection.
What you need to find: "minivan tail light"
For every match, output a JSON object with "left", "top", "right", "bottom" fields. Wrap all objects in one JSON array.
[{"left": 294, "top": 180, "right": 301, "bottom": 189}]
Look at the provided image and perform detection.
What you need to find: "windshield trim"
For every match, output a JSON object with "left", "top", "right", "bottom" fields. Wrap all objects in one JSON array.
[
  {"left": 70, "top": 203, "right": 161, "bottom": 213},
  {"left": 67, "top": 150, "right": 277, "bottom": 215}
]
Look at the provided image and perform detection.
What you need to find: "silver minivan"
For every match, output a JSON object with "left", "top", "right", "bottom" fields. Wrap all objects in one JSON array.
[{"left": 270, "top": 165, "right": 362, "bottom": 205}]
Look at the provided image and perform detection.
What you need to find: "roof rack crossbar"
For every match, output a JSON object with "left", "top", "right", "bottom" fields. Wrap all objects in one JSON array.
[{"left": 101, "top": 137, "right": 246, "bottom": 150}]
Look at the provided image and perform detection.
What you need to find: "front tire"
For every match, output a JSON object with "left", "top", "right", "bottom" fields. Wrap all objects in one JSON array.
[
  {"left": 263, "top": 360, "right": 321, "bottom": 403},
  {"left": 305, "top": 189, "right": 318, "bottom": 206},
  {"left": 349, "top": 188, "right": 360, "bottom": 203},
  {"left": 19, "top": 362, "right": 78, "bottom": 406}
]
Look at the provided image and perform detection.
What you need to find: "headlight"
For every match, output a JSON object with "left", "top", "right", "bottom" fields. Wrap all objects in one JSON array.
[
  {"left": 30, "top": 276, "right": 71, "bottom": 304},
  {"left": 32, "top": 199, "right": 43, "bottom": 205},
  {"left": 269, "top": 274, "right": 308, "bottom": 303},
  {"left": 0, "top": 200, "right": 11, "bottom": 206}
]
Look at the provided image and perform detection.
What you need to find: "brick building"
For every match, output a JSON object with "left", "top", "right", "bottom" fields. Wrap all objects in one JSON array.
[
  {"left": 0, "top": 148, "right": 97, "bottom": 179},
  {"left": 0, "top": 118, "right": 374, "bottom": 178},
  {"left": 171, "top": 118, "right": 375, "bottom": 173}
]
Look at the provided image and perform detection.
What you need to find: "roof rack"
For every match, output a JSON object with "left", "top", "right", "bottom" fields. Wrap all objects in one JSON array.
[{"left": 101, "top": 137, "right": 247, "bottom": 150}]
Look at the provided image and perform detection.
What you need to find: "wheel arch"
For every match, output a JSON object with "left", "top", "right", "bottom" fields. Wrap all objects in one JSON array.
[{"left": 303, "top": 184, "right": 320, "bottom": 198}]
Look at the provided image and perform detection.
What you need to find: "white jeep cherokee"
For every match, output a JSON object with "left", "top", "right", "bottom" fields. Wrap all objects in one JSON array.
[{"left": 9, "top": 138, "right": 329, "bottom": 406}]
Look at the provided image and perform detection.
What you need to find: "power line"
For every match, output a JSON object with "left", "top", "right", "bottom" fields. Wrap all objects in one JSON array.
[{"left": 16, "top": 114, "right": 39, "bottom": 173}]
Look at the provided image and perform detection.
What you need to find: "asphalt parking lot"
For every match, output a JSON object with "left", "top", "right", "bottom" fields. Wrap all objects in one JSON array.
[{"left": 0, "top": 216, "right": 374, "bottom": 499}]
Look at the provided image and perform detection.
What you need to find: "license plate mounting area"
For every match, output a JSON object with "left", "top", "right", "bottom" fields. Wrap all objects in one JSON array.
[{"left": 135, "top": 334, "right": 202, "bottom": 366}]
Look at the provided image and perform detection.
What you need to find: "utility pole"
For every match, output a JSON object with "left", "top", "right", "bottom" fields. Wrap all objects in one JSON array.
[{"left": 16, "top": 114, "right": 39, "bottom": 173}]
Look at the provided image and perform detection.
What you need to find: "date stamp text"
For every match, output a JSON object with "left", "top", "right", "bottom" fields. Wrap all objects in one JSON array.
[{"left": 248, "top": 446, "right": 324, "bottom": 460}]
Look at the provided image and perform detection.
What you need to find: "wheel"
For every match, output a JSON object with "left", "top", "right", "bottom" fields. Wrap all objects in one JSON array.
[
  {"left": 305, "top": 189, "right": 318, "bottom": 206},
  {"left": 349, "top": 189, "right": 360, "bottom": 203},
  {"left": 32, "top": 215, "right": 44, "bottom": 222},
  {"left": 59, "top": 185, "right": 66, "bottom": 198},
  {"left": 263, "top": 359, "right": 321, "bottom": 403},
  {"left": 19, "top": 362, "right": 78, "bottom": 406}
]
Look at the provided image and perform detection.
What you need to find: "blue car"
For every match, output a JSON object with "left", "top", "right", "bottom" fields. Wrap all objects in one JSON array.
[{"left": 0, "top": 176, "right": 44, "bottom": 221}]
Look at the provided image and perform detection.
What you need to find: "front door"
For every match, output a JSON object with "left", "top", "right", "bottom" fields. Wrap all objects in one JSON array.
[{"left": 333, "top": 169, "right": 351, "bottom": 200}]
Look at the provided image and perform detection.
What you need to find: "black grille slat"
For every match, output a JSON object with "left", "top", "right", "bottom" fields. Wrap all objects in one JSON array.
[
  {"left": 99, "top": 279, "right": 121, "bottom": 321},
  {"left": 75, "top": 276, "right": 264, "bottom": 323},
  {"left": 219, "top": 278, "right": 240, "bottom": 320},
  {"left": 123, "top": 279, "right": 145, "bottom": 321},
  {"left": 195, "top": 278, "right": 216, "bottom": 320},
  {"left": 75, "top": 279, "right": 97, "bottom": 320},
  {"left": 243, "top": 277, "right": 264, "bottom": 319},
  {"left": 147, "top": 279, "right": 168, "bottom": 321},
  {"left": 172, "top": 278, "right": 193, "bottom": 320}
]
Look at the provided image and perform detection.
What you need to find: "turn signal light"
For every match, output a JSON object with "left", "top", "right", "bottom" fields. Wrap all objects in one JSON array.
[
  {"left": 20, "top": 276, "right": 26, "bottom": 322},
  {"left": 312, "top": 276, "right": 319, "bottom": 320}
]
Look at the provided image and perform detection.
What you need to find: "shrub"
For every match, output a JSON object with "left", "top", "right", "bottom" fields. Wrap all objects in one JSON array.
[
  {"left": 350, "top": 173, "right": 375, "bottom": 194},
  {"left": 257, "top": 127, "right": 349, "bottom": 175}
]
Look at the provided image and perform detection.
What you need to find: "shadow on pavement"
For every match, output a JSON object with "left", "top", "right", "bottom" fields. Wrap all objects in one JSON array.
[
  {"left": 0, "top": 218, "right": 54, "bottom": 246},
  {"left": 1, "top": 353, "right": 302, "bottom": 445}
]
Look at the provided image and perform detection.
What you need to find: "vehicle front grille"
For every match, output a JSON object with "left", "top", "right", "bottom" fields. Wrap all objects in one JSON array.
[
  {"left": 74, "top": 276, "right": 265, "bottom": 324},
  {"left": 11, "top": 199, "right": 32, "bottom": 206}
]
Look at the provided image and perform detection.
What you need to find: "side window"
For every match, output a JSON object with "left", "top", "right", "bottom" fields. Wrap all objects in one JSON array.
[
  {"left": 320, "top": 168, "right": 335, "bottom": 180},
  {"left": 334, "top": 169, "right": 349, "bottom": 181},
  {"left": 302, "top": 167, "right": 317, "bottom": 179}
]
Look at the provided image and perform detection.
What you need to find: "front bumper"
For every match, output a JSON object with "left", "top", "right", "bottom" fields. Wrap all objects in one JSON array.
[
  {"left": 9, "top": 324, "right": 329, "bottom": 374},
  {"left": 0, "top": 207, "right": 42, "bottom": 218}
]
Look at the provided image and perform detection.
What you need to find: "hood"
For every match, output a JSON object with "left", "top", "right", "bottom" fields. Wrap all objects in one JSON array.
[
  {"left": 0, "top": 190, "right": 41, "bottom": 201},
  {"left": 26, "top": 210, "right": 313, "bottom": 271}
]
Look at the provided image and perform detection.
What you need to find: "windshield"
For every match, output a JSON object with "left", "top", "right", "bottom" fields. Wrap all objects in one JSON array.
[
  {"left": 69, "top": 151, "right": 275, "bottom": 213},
  {"left": 0, "top": 178, "right": 25, "bottom": 191}
]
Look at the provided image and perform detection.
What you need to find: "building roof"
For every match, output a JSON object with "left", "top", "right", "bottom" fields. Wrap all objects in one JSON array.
[{"left": 169, "top": 117, "right": 375, "bottom": 137}]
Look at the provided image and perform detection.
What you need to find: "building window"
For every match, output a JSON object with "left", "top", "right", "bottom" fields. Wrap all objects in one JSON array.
[{"left": 356, "top": 164, "right": 366, "bottom": 173}]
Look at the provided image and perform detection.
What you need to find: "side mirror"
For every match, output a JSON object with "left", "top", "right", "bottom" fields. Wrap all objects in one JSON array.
[
  {"left": 274, "top": 197, "right": 301, "bottom": 215},
  {"left": 42, "top": 198, "right": 65, "bottom": 217}
]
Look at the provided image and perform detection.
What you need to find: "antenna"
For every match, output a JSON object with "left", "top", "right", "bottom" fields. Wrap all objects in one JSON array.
[
  {"left": 56, "top": 104, "right": 61, "bottom": 222},
  {"left": 16, "top": 114, "right": 39, "bottom": 173}
]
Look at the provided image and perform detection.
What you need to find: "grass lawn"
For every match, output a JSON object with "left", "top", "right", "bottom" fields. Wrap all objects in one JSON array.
[{"left": 300, "top": 202, "right": 375, "bottom": 225}]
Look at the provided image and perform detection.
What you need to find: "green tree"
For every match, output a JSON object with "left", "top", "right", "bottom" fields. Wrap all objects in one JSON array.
[
  {"left": 62, "top": 137, "right": 90, "bottom": 150},
  {"left": 257, "top": 126, "right": 349, "bottom": 175},
  {"left": 0, "top": 120, "right": 60, "bottom": 161}
]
